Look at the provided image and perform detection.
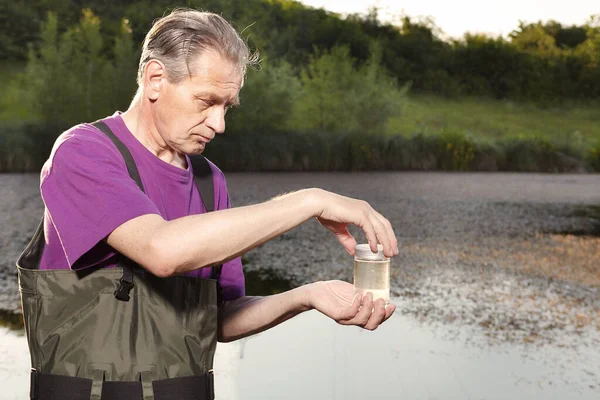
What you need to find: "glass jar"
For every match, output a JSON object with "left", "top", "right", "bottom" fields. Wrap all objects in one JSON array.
[{"left": 353, "top": 244, "right": 390, "bottom": 304}]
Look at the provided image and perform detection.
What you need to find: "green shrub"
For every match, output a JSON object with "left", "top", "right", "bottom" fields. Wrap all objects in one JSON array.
[
  {"left": 204, "top": 130, "right": 598, "bottom": 173},
  {"left": 585, "top": 139, "right": 600, "bottom": 171},
  {"left": 290, "top": 43, "right": 406, "bottom": 134},
  {"left": 0, "top": 121, "right": 68, "bottom": 172}
]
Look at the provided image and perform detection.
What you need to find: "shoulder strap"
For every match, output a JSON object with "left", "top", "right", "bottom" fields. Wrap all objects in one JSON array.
[
  {"left": 188, "top": 155, "right": 223, "bottom": 293},
  {"left": 92, "top": 121, "right": 145, "bottom": 192},
  {"left": 92, "top": 120, "right": 142, "bottom": 301},
  {"left": 189, "top": 155, "right": 214, "bottom": 213}
]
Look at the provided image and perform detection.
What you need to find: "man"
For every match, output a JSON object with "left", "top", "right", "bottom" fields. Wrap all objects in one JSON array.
[{"left": 17, "top": 9, "right": 398, "bottom": 400}]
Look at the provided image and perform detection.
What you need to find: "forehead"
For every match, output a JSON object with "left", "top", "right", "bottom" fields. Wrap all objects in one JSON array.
[{"left": 187, "top": 51, "right": 243, "bottom": 92}]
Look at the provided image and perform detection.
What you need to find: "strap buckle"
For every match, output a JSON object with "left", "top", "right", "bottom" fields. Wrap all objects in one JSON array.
[
  {"left": 30, "top": 368, "right": 38, "bottom": 400},
  {"left": 207, "top": 370, "right": 215, "bottom": 400},
  {"left": 114, "top": 276, "right": 134, "bottom": 301}
]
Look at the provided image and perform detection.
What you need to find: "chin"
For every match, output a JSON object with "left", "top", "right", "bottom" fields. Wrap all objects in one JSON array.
[{"left": 191, "top": 143, "right": 206, "bottom": 155}]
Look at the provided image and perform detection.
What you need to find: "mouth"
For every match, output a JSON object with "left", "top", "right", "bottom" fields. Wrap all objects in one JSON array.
[{"left": 192, "top": 134, "right": 212, "bottom": 144}]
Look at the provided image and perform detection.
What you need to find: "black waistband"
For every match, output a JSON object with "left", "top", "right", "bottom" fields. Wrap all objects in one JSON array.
[{"left": 30, "top": 369, "right": 214, "bottom": 400}]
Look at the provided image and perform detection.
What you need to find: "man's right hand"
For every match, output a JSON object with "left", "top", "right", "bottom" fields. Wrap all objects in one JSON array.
[{"left": 310, "top": 189, "right": 399, "bottom": 258}]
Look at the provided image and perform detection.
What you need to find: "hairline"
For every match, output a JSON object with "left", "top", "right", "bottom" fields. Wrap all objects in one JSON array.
[{"left": 136, "top": 10, "right": 259, "bottom": 87}]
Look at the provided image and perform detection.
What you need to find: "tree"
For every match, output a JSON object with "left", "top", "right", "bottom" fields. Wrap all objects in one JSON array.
[
  {"left": 18, "top": 9, "right": 137, "bottom": 124},
  {"left": 292, "top": 43, "right": 404, "bottom": 134},
  {"left": 226, "top": 60, "right": 301, "bottom": 133},
  {"left": 510, "top": 22, "right": 559, "bottom": 56}
]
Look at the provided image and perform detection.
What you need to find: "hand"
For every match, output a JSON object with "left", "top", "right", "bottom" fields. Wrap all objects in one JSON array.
[
  {"left": 311, "top": 189, "right": 398, "bottom": 258},
  {"left": 307, "top": 280, "right": 396, "bottom": 331}
]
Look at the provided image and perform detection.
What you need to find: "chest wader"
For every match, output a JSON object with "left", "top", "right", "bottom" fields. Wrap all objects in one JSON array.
[{"left": 17, "top": 121, "right": 224, "bottom": 400}]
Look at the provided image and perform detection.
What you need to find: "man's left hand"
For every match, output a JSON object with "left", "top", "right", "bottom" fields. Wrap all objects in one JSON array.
[{"left": 306, "top": 280, "right": 396, "bottom": 331}]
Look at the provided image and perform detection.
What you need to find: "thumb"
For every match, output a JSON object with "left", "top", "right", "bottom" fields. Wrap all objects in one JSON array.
[
  {"left": 334, "top": 228, "right": 357, "bottom": 256},
  {"left": 337, "top": 292, "right": 361, "bottom": 321}
]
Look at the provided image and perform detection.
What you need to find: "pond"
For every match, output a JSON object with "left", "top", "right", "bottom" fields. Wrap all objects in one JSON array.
[
  {"left": 2, "top": 303, "right": 598, "bottom": 400},
  {"left": 1, "top": 172, "right": 599, "bottom": 398}
]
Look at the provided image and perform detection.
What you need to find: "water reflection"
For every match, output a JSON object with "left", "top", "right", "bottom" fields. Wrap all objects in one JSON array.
[
  {"left": 216, "top": 308, "right": 599, "bottom": 400},
  {"left": 1, "top": 300, "right": 598, "bottom": 400},
  {"left": 0, "top": 309, "right": 23, "bottom": 331},
  {"left": 244, "top": 268, "right": 295, "bottom": 296},
  {"left": 560, "top": 205, "right": 600, "bottom": 237}
]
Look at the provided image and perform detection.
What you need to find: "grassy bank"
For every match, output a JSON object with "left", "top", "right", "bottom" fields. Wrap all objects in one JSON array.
[
  {"left": 387, "top": 95, "right": 600, "bottom": 143},
  {"left": 1, "top": 95, "right": 599, "bottom": 173}
]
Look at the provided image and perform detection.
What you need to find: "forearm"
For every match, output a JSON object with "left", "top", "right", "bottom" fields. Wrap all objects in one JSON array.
[
  {"left": 154, "top": 189, "right": 320, "bottom": 275},
  {"left": 217, "top": 285, "right": 313, "bottom": 343},
  {"left": 108, "top": 184, "right": 397, "bottom": 278}
]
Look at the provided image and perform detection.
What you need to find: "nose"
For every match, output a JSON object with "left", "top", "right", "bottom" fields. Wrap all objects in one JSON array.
[{"left": 205, "top": 107, "right": 226, "bottom": 135}]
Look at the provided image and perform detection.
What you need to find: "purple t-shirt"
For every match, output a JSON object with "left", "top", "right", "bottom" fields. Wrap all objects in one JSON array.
[{"left": 39, "top": 113, "right": 245, "bottom": 301}]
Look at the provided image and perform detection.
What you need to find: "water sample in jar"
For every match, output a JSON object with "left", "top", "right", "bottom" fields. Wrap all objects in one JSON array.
[{"left": 353, "top": 244, "right": 390, "bottom": 304}]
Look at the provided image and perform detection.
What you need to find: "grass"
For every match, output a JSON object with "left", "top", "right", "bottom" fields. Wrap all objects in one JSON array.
[{"left": 387, "top": 95, "right": 600, "bottom": 145}]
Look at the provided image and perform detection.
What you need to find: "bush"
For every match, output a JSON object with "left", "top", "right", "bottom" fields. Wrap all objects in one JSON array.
[
  {"left": 0, "top": 121, "right": 68, "bottom": 172},
  {"left": 584, "top": 139, "right": 600, "bottom": 171},
  {"left": 4, "top": 122, "right": 596, "bottom": 173},
  {"left": 290, "top": 43, "right": 407, "bottom": 134},
  {"left": 226, "top": 61, "right": 301, "bottom": 133},
  {"left": 203, "top": 130, "right": 598, "bottom": 173}
]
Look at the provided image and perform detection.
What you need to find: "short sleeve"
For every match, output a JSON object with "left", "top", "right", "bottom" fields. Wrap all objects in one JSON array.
[{"left": 40, "top": 125, "right": 160, "bottom": 268}]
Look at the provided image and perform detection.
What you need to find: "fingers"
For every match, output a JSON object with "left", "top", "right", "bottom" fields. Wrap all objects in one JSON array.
[
  {"left": 317, "top": 192, "right": 397, "bottom": 257},
  {"left": 370, "top": 214, "right": 398, "bottom": 258},
  {"left": 333, "top": 227, "right": 357, "bottom": 256},
  {"left": 363, "top": 298, "right": 387, "bottom": 331},
  {"left": 361, "top": 219, "right": 380, "bottom": 255},
  {"left": 340, "top": 293, "right": 396, "bottom": 330},
  {"left": 383, "top": 303, "right": 396, "bottom": 322},
  {"left": 338, "top": 292, "right": 362, "bottom": 320},
  {"left": 374, "top": 211, "right": 399, "bottom": 256},
  {"left": 348, "top": 292, "right": 374, "bottom": 327},
  {"left": 360, "top": 203, "right": 397, "bottom": 258}
]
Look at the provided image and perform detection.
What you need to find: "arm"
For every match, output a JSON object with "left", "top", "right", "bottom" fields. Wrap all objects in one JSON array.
[
  {"left": 107, "top": 189, "right": 399, "bottom": 277},
  {"left": 217, "top": 281, "right": 396, "bottom": 343},
  {"left": 108, "top": 189, "right": 316, "bottom": 277},
  {"left": 42, "top": 131, "right": 398, "bottom": 276},
  {"left": 217, "top": 289, "right": 310, "bottom": 343}
]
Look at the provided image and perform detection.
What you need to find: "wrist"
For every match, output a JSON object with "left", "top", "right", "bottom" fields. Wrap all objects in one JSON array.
[
  {"left": 303, "top": 188, "right": 324, "bottom": 218},
  {"left": 297, "top": 282, "right": 319, "bottom": 312}
]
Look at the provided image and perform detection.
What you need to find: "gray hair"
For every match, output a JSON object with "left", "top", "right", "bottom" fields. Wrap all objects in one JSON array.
[{"left": 137, "top": 9, "right": 259, "bottom": 85}]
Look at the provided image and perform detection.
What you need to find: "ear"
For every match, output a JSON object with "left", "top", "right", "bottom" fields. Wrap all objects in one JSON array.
[{"left": 143, "top": 60, "right": 166, "bottom": 101}]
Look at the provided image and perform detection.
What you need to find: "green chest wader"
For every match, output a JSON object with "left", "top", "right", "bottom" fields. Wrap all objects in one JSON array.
[{"left": 17, "top": 121, "right": 224, "bottom": 400}]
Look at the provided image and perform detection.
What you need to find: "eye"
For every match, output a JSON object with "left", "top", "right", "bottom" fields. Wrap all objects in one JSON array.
[{"left": 197, "top": 99, "right": 213, "bottom": 111}]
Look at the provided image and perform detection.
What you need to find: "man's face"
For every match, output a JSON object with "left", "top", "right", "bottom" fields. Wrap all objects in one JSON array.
[{"left": 150, "top": 51, "right": 243, "bottom": 155}]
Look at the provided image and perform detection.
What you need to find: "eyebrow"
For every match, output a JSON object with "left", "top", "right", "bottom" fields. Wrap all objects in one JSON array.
[{"left": 193, "top": 92, "right": 240, "bottom": 107}]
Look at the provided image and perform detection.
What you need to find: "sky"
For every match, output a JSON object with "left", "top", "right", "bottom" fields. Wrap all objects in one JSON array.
[{"left": 299, "top": 0, "right": 599, "bottom": 39}]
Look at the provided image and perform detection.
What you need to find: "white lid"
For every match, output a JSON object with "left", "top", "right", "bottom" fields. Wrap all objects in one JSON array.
[{"left": 354, "top": 244, "right": 388, "bottom": 261}]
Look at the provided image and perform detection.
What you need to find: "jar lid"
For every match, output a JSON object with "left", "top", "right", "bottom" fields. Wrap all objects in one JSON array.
[{"left": 354, "top": 244, "right": 389, "bottom": 261}]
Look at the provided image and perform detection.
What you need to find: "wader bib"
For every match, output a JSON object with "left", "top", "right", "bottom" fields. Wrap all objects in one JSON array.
[{"left": 17, "top": 121, "right": 223, "bottom": 400}]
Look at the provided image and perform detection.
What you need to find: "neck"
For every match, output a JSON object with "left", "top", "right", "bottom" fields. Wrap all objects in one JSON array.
[{"left": 121, "top": 91, "right": 186, "bottom": 168}]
